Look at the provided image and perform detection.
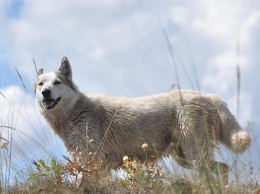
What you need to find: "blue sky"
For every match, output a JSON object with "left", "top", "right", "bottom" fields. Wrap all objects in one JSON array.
[
  {"left": 0, "top": 0, "right": 260, "bottom": 184},
  {"left": 6, "top": 0, "right": 23, "bottom": 18}
]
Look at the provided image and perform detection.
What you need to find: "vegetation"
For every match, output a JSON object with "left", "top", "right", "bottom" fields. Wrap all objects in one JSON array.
[{"left": 0, "top": 138, "right": 259, "bottom": 194}]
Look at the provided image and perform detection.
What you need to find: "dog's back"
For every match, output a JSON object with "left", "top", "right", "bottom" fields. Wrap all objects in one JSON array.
[{"left": 79, "top": 91, "right": 250, "bottom": 162}]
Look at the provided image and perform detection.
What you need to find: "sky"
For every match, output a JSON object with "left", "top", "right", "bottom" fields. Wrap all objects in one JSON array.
[{"left": 0, "top": 0, "right": 259, "bottom": 184}]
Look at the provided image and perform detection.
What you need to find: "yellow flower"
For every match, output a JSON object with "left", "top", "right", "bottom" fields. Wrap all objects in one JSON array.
[
  {"left": 131, "top": 159, "right": 137, "bottom": 169},
  {"left": 1, "top": 142, "right": 8, "bottom": 149}
]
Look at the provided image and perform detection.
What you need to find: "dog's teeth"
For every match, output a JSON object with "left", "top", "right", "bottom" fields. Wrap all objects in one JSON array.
[
  {"left": 44, "top": 100, "right": 53, "bottom": 107},
  {"left": 43, "top": 97, "right": 61, "bottom": 110}
]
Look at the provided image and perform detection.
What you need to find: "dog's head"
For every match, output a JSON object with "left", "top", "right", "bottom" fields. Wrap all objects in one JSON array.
[{"left": 35, "top": 57, "right": 78, "bottom": 112}]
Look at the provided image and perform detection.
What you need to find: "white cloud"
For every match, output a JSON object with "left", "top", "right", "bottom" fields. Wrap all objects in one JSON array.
[
  {"left": 202, "top": 50, "right": 250, "bottom": 93},
  {"left": 192, "top": 0, "right": 258, "bottom": 44},
  {"left": 169, "top": 6, "right": 189, "bottom": 26},
  {"left": 4, "top": 1, "right": 149, "bottom": 79}
]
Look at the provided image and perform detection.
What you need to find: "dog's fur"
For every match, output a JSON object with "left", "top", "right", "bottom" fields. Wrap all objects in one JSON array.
[{"left": 35, "top": 56, "right": 251, "bottom": 183}]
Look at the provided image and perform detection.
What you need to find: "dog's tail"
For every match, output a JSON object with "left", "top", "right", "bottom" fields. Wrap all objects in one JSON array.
[
  {"left": 228, "top": 131, "right": 251, "bottom": 153},
  {"left": 209, "top": 95, "right": 251, "bottom": 153}
]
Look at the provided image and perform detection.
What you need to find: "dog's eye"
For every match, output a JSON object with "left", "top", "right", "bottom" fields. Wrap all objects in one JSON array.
[
  {"left": 38, "top": 82, "right": 43, "bottom": 86},
  {"left": 54, "top": 80, "right": 61, "bottom": 85}
]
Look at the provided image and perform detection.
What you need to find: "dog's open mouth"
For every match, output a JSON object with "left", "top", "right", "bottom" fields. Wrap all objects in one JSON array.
[{"left": 42, "top": 97, "right": 61, "bottom": 110}]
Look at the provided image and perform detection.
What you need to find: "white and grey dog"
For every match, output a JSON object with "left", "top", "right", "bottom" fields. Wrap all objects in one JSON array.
[{"left": 35, "top": 56, "right": 251, "bottom": 183}]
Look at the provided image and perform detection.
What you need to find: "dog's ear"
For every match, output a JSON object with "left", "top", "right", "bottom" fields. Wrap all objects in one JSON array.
[
  {"left": 59, "top": 56, "right": 72, "bottom": 80},
  {"left": 34, "top": 68, "right": 43, "bottom": 93},
  {"left": 37, "top": 68, "right": 44, "bottom": 77}
]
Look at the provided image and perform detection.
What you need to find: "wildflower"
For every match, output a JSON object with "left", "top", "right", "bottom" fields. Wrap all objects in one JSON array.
[
  {"left": 1, "top": 142, "right": 8, "bottom": 149},
  {"left": 131, "top": 159, "right": 137, "bottom": 169},
  {"left": 141, "top": 143, "right": 148, "bottom": 151},
  {"left": 123, "top": 156, "right": 129, "bottom": 161}
]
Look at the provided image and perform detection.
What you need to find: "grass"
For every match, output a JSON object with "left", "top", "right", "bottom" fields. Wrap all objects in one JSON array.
[{"left": 1, "top": 154, "right": 260, "bottom": 194}]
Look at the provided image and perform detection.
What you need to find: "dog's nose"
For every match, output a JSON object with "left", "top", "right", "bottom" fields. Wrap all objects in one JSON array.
[{"left": 42, "top": 89, "right": 51, "bottom": 97}]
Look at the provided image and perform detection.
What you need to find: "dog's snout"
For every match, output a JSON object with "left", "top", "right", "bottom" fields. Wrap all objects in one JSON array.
[{"left": 42, "top": 89, "right": 51, "bottom": 97}]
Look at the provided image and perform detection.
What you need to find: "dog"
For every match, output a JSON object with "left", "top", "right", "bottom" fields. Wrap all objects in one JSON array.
[{"left": 35, "top": 56, "right": 251, "bottom": 184}]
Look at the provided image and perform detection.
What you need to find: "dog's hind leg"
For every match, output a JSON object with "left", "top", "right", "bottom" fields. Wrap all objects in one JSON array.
[
  {"left": 177, "top": 103, "right": 220, "bottom": 183},
  {"left": 210, "top": 160, "right": 229, "bottom": 185},
  {"left": 178, "top": 132, "right": 217, "bottom": 183},
  {"left": 180, "top": 137, "right": 228, "bottom": 185}
]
